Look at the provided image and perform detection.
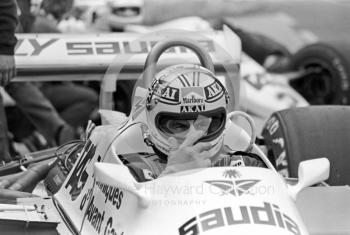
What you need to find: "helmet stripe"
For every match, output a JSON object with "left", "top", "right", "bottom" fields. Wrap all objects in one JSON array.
[
  {"left": 192, "top": 71, "right": 196, "bottom": 86},
  {"left": 196, "top": 71, "right": 200, "bottom": 86},
  {"left": 178, "top": 75, "right": 187, "bottom": 87},
  {"left": 181, "top": 74, "right": 191, "bottom": 87}
]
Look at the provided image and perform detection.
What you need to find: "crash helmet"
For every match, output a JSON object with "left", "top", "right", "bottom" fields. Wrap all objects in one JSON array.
[
  {"left": 145, "top": 64, "right": 229, "bottom": 157},
  {"left": 41, "top": 0, "right": 73, "bottom": 21},
  {"left": 106, "top": 0, "right": 143, "bottom": 29}
]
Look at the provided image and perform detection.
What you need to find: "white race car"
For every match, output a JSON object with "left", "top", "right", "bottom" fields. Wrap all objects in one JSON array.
[
  {"left": 11, "top": 25, "right": 350, "bottom": 179},
  {"left": 1, "top": 33, "right": 349, "bottom": 235}
]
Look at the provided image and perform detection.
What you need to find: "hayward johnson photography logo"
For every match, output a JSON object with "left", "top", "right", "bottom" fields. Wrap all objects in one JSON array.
[{"left": 143, "top": 169, "right": 275, "bottom": 206}]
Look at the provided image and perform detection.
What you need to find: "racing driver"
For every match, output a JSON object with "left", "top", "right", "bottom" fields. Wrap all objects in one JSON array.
[{"left": 123, "top": 64, "right": 265, "bottom": 181}]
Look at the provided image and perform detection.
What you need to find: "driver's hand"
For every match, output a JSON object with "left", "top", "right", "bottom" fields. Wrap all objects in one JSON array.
[
  {"left": 160, "top": 129, "right": 212, "bottom": 176},
  {"left": 0, "top": 55, "right": 16, "bottom": 86}
]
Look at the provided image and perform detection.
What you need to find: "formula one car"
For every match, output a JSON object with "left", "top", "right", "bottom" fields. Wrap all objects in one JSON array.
[
  {"left": 12, "top": 24, "right": 350, "bottom": 178},
  {"left": 9, "top": 24, "right": 350, "bottom": 178},
  {"left": 1, "top": 33, "right": 350, "bottom": 235}
]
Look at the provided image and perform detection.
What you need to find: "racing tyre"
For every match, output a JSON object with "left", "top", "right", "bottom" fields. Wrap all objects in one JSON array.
[
  {"left": 262, "top": 106, "right": 350, "bottom": 185},
  {"left": 290, "top": 41, "right": 350, "bottom": 105}
]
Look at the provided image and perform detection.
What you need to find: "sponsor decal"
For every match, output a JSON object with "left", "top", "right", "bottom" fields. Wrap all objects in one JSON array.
[
  {"left": 96, "top": 181, "right": 124, "bottom": 210},
  {"left": 85, "top": 195, "right": 105, "bottom": 234},
  {"left": 80, "top": 188, "right": 93, "bottom": 211},
  {"left": 65, "top": 140, "right": 101, "bottom": 201},
  {"left": 181, "top": 87, "right": 205, "bottom": 104},
  {"left": 273, "top": 138, "right": 285, "bottom": 149},
  {"left": 183, "top": 96, "right": 204, "bottom": 104},
  {"left": 206, "top": 179, "right": 260, "bottom": 197},
  {"left": 204, "top": 81, "right": 224, "bottom": 102},
  {"left": 264, "top": 117, "right": 280, "bottom": 136},
  {"left": 160, "top": 87, "right": 179, "bottom": 102},
  {"left": 179, "top": 202, "right": 301, "bottom": 235},
  {"left": 104, "top": 217, "right": 124, "bottom": 235},
  {"left": 15, "top": 38, "right": 58, "bottom": 56},
  {"left": 273, "top": 138, "right": 288, "bottom": 174},
  {"left": 151, "top": 84, "right": 180, "bottom": 105},
  {"left": 276, "top": 151, "right": 288, "bottom": 173},
  {"left": 180, "top": 86, "right": 206, "bottom": 112},
  {"left": 205, "top": 169, "right": 260, "bottom": 197},
  {"left": 180, "top": 105, "right": 206, "bottom": 113},
  {"left": 262, "top": 116, "right": 289, "bottom": 177},
  {"left": 15, "top": 38, "right": 215, "bottom": 56},
  {"left": 147, "top": 79, "right": 181, "bottom": 106},
  {"left": 80, "top": 184, "right": 124, "bottom": 235}
]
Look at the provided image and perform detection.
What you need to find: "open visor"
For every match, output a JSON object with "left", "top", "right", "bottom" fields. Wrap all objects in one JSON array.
[{"left": 156, "top": 107, "right": 226, "bottom": 143}]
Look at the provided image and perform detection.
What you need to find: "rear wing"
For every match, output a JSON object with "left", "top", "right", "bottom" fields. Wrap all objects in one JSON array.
[{"left": 14, "top": 32, "right": 240, "bottom": 82}]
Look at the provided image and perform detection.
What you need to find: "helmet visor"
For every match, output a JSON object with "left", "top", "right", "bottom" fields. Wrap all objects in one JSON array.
[{"left": 156, "top": 107, "right": 226, "bottom": 142}]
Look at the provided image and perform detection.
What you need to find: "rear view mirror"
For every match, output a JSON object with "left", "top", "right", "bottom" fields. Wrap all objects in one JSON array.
[{"left": 288, "top": 158, "right": 330, "bottom": 199}]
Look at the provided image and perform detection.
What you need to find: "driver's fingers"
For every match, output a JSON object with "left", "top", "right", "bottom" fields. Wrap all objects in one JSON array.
[
  {"left": 192, "top": 142, "right": 212, "bottom": 153},
  {"left": 181, "top": 129, "right": 205, "bottom": 147}
]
